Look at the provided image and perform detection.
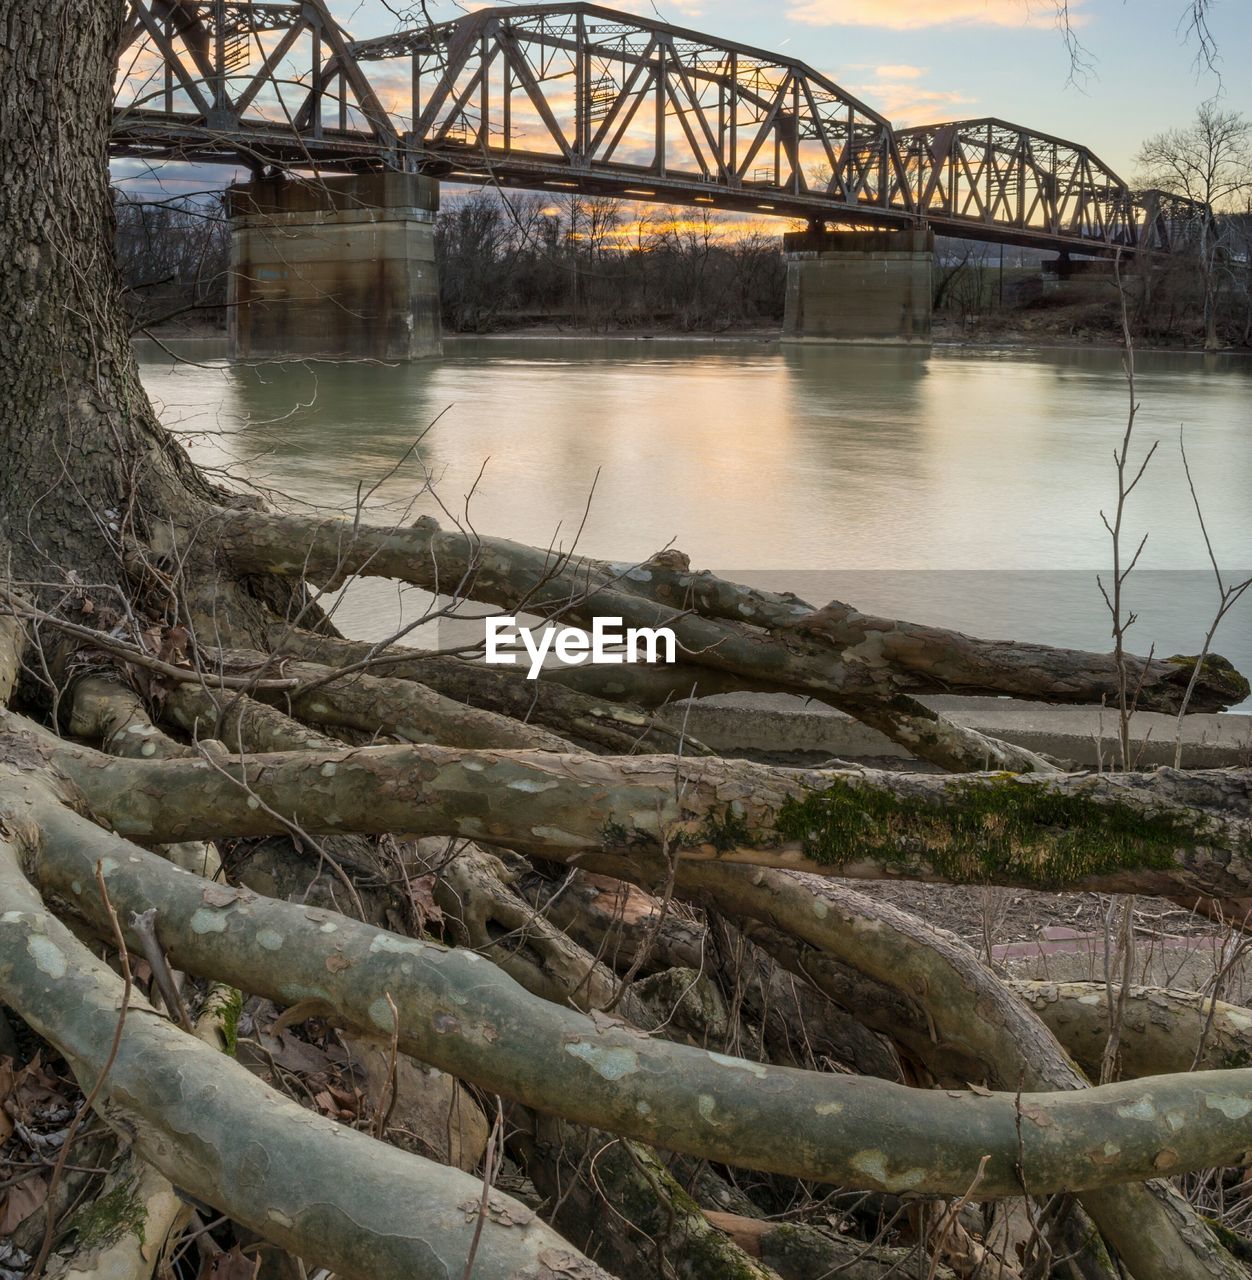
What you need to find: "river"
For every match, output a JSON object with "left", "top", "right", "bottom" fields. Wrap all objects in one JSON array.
[{"left": 137, "top": 337, "right": 1252, "bottom": 709}]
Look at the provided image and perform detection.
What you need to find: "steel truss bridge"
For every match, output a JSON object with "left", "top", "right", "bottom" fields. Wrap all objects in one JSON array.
[{"left": 113, "top": 0, "right": 1204, "bottom": 256}]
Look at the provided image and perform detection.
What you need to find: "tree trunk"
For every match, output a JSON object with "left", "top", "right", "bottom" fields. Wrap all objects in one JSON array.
[{"left": 0, "top": 0, "right": 217, "bottom": 589}]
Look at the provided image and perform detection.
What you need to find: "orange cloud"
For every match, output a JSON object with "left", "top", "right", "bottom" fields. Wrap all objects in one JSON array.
[
  {"left": 874, "top": 64, "right": 926, "bottom": 79},
  {"left": 789, "top": 0, "right": 1085, "bottom": 29},
  {"left": 853, "top": 79, "right": 974, "bottom": 125}
]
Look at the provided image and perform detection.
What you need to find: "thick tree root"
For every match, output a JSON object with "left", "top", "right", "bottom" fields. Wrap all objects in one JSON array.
[
  {"left": 200, "top": 514, "right": 1088, "bottom": 771},
  {"left": 211, "top": 514, "right": 1246, "bottom": 714},
  {"left": 16, "top": 790, "right": 1252, "bottom": 1203},
  {"left": 1013, "top": 980, "right": 1252, "bottom": 1079},
  {"left": 0, "top": 831, "right": 608, "bottom": 1280},
  {"left": 578, "top": 860, "right": 1238, "bottom": 1280},
  {"left": 30, "top": 721, "right": 1252, "bottom": 910},
  {"left": 163, "top": 682, "right": 344, "bottom": 753},
  {"left": 66, "top": 675, "right": 220, "bottom": 879},
  {"left": 216, "top": 646, "right": 580, "bottom": 752},
  {"left": 65, "top": 676, "right": 191, "bottom": 759},
  {"left": 41, "top": 1150, "right": 189, "bottom": 1280},
  {"left": 703, "top": 1210, "right": 954, "bottom": 1280}
]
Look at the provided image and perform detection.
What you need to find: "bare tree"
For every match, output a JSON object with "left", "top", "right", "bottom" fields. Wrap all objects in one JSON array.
[{"left": 1137, "top": 104, "right": 1252, "bottom": 349}]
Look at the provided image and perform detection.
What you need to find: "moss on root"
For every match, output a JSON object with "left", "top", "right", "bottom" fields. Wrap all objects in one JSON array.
[
  {"left": 775, "top": 775, "right": 1209, "bottom": 888},
  {"left": 1202, "top": 1217, "right": 1252, "bottom": 1264},
  {"left": 1167, "top": 653, "right": 1252, "bottom": 704},
  {"left": 694, "top": 804, "right": 755, "bottom": 853},
  {"left": 66, "top": 1173, "right": 146, "bottom": 1250}
]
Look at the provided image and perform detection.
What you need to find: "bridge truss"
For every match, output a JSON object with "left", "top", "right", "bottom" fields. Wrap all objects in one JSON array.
[{"left": 112, "top": 0, "right": 1205, "bottom": 256}]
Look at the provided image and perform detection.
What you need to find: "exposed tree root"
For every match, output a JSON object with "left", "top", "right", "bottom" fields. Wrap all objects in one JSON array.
[
  {"left": 214, "top": 515, "right": 1246, "bottom": 714},
  {"left": 703, "top": 1209, "right": 956, "bottom": 1280},
  {"left": 1014, "top": 980, "right": 1252, "bottom": 1079},
  {"left": 163, "top": 682, "right": 344, "bottom": 753},
  {"left": 206, "top": 512, "right": 1246, "bottom": 771},
  {"left": 13, "top": 786, "right": 1252, "bottom": 1203},
  {"left": 509, "top": 1113, "right": 778, "bottom": 1279},
  {"left": 571, "top": 863, "right": 1242, "bottom": 1280},
  {"left": 217, "top": 647, "right": 580, "bottom": 752},
  {"left": 0, "top": 829, "right": 608, "bottom": 1280},
  {"left": 42, "top": 1149, "right": 188, "bottom": 1280},
  {"left": 29, "top": 722, "right": 1252, "bottom": 909}
]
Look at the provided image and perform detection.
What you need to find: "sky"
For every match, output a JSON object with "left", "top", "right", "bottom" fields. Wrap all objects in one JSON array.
[
  {"left": 342, "top": 0, "right": 1251, "bottom": 177},
  {"left": 113, "top": 0, "right": 1250, "bottom": 201}
]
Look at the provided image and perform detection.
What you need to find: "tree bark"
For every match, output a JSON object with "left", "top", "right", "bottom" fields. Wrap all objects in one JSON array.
[
  {"left": 33, "top": 722, "right": 1252, "bottom": 911},
  {"left": 0, "top": 0, "right": 221, "bottom": 591},
  {"left": 214, "top": 513, "right": 1249, "bottom": 715}
]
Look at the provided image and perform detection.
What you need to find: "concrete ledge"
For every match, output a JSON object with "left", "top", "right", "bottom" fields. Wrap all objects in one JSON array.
[
  {"left": 782, "top": 229, "right": 933, "bottom": 255},
  {"left": 656, "top": 693, "right": 1252, "bottom": 768},
  {"left": 227, "top": 172, "right": 439, "bottom": 217}
]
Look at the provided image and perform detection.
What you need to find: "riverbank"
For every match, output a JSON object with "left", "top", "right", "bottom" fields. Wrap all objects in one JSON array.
[{"left": 141, "top": 319, "right": 1250, "bottom": 357}]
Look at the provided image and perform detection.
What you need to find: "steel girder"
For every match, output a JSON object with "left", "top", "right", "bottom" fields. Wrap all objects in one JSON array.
[
  {"left": 111, "top": 1, "right": 1207, "bottom": 255},
  {"left": 892, "top": 118, "right": 1206, "bottom": 254},
  {"left": 113, "top": 0, "right": 401, "bottom": 169},
  {"left": 340, "top": 3, "right": 911, "bottom": 226}
]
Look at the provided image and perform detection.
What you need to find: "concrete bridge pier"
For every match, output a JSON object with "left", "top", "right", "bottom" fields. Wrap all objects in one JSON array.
[
  {"left": 227, "top": 172, "right": 441, "bottom": 361},
  {"left": 781, "top": 228, "right": 934, "bottom": 344}
]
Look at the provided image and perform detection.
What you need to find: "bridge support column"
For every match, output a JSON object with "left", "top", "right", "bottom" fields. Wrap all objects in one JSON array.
[
  {"left": 781, "top": 228, "right": 933, "bottom": 344},
  {"left": 227, "top": 173, "right": 441, "bottom": 361}
]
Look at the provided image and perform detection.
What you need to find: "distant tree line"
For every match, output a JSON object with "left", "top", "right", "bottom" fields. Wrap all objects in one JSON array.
[
  {"left": 114, "top": 194, "right": 230, "bottom": 333},
  {"left": 434, "top": 191, "right": 786, "bottom": 332}
]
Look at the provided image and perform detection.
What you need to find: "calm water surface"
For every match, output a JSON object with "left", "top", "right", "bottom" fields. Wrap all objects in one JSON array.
[{"left": 138, "top": 337, "right": 1252, "bottom": 706}]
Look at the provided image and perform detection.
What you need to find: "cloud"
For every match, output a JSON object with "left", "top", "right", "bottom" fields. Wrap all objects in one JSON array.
[
  {"left": 856, "top": 81, "right": 973, "bottom": 125},
  {"left": 789, "top": 0, "right": 1086, "bottom": 30},
  {"left": 837, "top": 62, "right": 973, "bottom": 126}
]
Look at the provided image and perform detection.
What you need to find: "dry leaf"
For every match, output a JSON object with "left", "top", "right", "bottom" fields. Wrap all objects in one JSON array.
[
  {"left": 0, "top": 1175, "right": 48, "bottom": 1235},
  {"left": 202, "top": 885, "right": 243, "bottom": 908},
  {"left": 406, "top": 874, "right": 443, "bottom": 929}
]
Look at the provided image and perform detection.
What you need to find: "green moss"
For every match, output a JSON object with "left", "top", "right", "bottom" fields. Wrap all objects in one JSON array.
[
  {"left": 208, "top": 985, "right": 244, "bottom": 1056},
  {"left": 600, "top": 818, "right": 635, "bottom": 849},
  {"left": 67, "top": 1175, "right": 145, "bottom": 1249},
  {"left": 1220, "top": 1048, "right": 1252, "bottom": 1070},
  {"left": 1167, "top": 653, "right": 1251, "bottom": 702},
  {"left": 696, "top": 804, "right": 754, "bottom": 853},
  {"left": 775, "top": 775, "right": 1210, "bottom": 888},
  {"left": 1202, "top": 1216, "right": 1252, "bottom": 1262}
]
